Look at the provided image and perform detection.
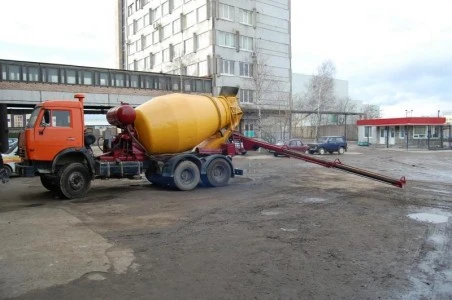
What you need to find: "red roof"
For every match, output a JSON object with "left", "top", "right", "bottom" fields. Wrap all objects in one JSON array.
[{"left": 357, "top": 117, "right": 446, "bottom": 126}]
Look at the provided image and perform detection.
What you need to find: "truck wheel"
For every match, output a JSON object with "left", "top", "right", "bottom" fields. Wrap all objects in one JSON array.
[
  {"left": 205, "top": 158, "right": 231, "bottom": 187},
  {"left": 3, "top": 165, "right": 12, "bottom": 178},
  {"left": 40, "top": 174, "right": 59, "bottom": 192},
  {"left": 173, "top": 161, "right": 200, "bottom": 191},
  {"left": 338, "top": 147, "right": 345, "bottom": 154},
  {"left": 318, "top": 148, "right": 325, "bottom": 155},
  {"left": 58, "top": 163, "right": 91, "bottom": 199}
]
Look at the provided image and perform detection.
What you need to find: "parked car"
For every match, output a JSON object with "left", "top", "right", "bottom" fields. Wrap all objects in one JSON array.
[
  {"left": 1, "top": 145, "right": 21, "bottom": 177},
  {"left": 308, "top": 136, "right": 348, "bottom": 155},
  {"left": 272, "top": 138, "right": 309, "bottom": 157}
]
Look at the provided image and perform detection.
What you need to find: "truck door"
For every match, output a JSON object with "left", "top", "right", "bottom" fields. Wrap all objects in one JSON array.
[{"left": 32, "top": 108, "right": 82, "bottom": 161}]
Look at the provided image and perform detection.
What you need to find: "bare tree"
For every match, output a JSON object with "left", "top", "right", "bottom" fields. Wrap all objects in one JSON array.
[
  {"left": 362, "top": 104, "right": 381, "bottom": 119},
  {"left": 305, "top": 60, "right": 337, "bottom": 138},
  {"left": 334, "top": 96, "right": 357, "bottom": 125}
]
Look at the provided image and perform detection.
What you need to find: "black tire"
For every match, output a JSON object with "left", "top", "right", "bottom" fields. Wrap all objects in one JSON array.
[
  {"left": 205, "top": 158, "right": 232, "bottom": 187},
  {"left": 273, "top": 152, "right": 278, "bottom": 157},
  {"left": 338, "top": 147, "right": 345, "bottom": 154},
  {"left": 58, "top": 163, "right": 91, "bottom": 199},
  {"left": 318, "top": 148, "right": 325, "bottom": 155},
  {"left": 40, "top": 174, "right": 60, "bottom": 192},
  {"left": 3, "top": 165, "right": 12, "bottom": 178},
  {"left": 173, "top": 161, "right": 200, "bottom": 191}
]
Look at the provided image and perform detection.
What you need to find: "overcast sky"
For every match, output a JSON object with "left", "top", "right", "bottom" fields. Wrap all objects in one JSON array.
[{"left": 0, "top": 0, "right": 450, "bottom": 118}]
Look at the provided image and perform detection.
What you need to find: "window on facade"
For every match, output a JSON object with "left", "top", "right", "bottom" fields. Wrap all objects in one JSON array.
[
  {"left": 66, "top": 70, "right": 77, "bottom": 84},
  {"left": 136, "top": 39, "right": 142, "bottom": 52},
  {"left": 128, "top": 4, "right": 134, "bottom": 16},
  {"left": 155, "top": 51, "right": 162, "bottom": 65},
  {"left": 28, "top": 67, "right": 39, "bottom": 81},
  {"left": 162, "top": 1, "right": 169, "bottom": 15},
  {"left": 430, "top": 126, "right": 440, "bottom": 138},
  {"left": 173, "top": 18, "right": 181, "bottom": 33},
  {"left": 198, "top": 60, "right": 208, "bottom": 76},
  {"left": 144, "top": 13, "right": 150, "bottom": 27},
  {"left": 137, "top": 58, "right": 145, "bottom": 71},
  {"left": 217, "top": 31, "right": 235, "bottom": 47},
  {"left": 99, "top": 72, "right": 108, "bottom": 86},
  {"left": 197, "top": 5, "right": 207, "bottom": 22},
  {"left": 196, "top": 31, "right": 210, "bottom": 50},
  {"left": 135, "top": 0, "right": 142, "bottom": 11},
  {"left": 128, "top": 23, "right": 134, "bottom": 36},
  {"left": 173, "top": 42, "right": 182, "bottom": 58},
  {"left": 187, "top": 63, "right": 197, "bottom": 76},
  {"left": 184, "top": 79, "right": 192, "bottom": 92},
  {"left": 128, "top": 62, "right": 135, "bottom": 71},
  {"left": 219, "top": 3, "right": 234, "bottom": 21},
  {"left": 240, "top": 35, "right": 253, "bottom": 51},
  {"left": 244, "top": 121, "right": 255, "bottom": 137},
  {"left": 46, "top": 68, "right": 59, "bottom": 83},
  {"left": 130, "top": 75, "right": 139, "bottom": 88},
  {"left": 239, "top": 62, "right": 253, "bottom": 77},
  {"left": 184, "top": 11, "right": 196, "bottom": 28},
  {"left": 364, "top": 126, "right": 372, "bottom": 138},
  {"left": 112, "top": 73, "right": 125, "bottom": 87},
  {"left": 239, "top": 89, "right": 253, "bottom": 103},
  {"left": 162, "top": 48, "right": 171, "bottom": 62},
  {"left": 150, "top": 6, "right": 160, "bottom": 23},
  {"left": 152, "top": 30, "right": 159, "bottom": 43},
  {"left": 399, "top": 126, "right": 405, "bottom": 138},
  {"left": 136, "top": 17, "right": 143, "bottom": 32},
  {"left": 239, "top": 8, "right": 252, "bottom": 25},
  {"left": 128, "top": 43, "right": 135, "bottom": 55},
  {"left": 162, "top": 23, "right": 171, "bottom": 39},
  {"left": 184, "top": 37, "right": 194, "bottom": 54},
  {"left": 143, "top": 34, "right": 152, "bottom": 48},
  {"left": 82, "top": 71, "right": 93, "bottom": 85},
  {"left": 173, "top": 0, "right": 183, "bottom": 9},
  {"left": 8, "top": 65, "right": 20, "bottom": 81},
  {"left": 221, "top": 59, "right": 234, "bottom": 75},
  {"left": 413, "top": 126, "right": 426, "bottom": 138}
]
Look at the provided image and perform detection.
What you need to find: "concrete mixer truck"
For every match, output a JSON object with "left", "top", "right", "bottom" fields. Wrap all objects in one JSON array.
[{"left": 15, "top": 86, "right": 406, "bottom": 199}]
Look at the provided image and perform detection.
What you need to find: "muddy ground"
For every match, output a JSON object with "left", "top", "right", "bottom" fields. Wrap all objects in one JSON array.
[{"left": 1, "top": 144, "right": 452, "bottom": 299}]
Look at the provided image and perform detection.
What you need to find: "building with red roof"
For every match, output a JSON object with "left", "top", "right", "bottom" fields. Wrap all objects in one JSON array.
[{"left": 356, "top": 117, "right": 449, "bottom": 149}]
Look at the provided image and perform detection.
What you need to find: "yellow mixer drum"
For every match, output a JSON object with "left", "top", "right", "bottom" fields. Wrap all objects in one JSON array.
[{"left": 134, "top": 93, "right": 236, "bottom": 154}]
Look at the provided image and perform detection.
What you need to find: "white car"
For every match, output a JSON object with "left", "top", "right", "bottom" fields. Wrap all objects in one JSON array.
[{"left": 1, "top": 145, "right": 21, "bottom": 177}]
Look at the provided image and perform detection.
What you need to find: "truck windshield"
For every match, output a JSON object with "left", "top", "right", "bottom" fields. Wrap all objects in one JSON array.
[{"left": 27, "top": 107, "right": 41, "bottom": 128}]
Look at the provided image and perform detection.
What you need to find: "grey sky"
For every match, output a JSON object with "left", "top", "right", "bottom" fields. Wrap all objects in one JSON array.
[{"left": 0, "top": 0, "right": 450, "bottom": 117}]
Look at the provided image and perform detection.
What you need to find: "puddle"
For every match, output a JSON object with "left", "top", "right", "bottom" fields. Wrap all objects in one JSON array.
[
  {"left": 407, "top": 213, "right": 449, "bottom": 224},
  {"left": 280, "top": 228, "right": 297, "bottom": 232},
  {"left": 261, "top": 211, "right": 281, "bottom": 216},
  {"left": 298, "top": 197, "right": 326, "bottom": 204}
]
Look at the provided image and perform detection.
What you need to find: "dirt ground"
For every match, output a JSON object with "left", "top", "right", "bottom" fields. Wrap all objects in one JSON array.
[{"left": 1, "top": 144, "right": 452, "bottom": 299}]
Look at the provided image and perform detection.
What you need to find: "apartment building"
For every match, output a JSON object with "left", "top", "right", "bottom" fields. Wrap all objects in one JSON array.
[{"left": 117, "top": 0, "right": 292, "bottom": 140}]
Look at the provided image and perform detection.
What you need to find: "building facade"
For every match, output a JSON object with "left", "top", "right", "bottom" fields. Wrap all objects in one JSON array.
[
  {"left": 357, "top": 117, "right": 449, "bottom": 149},
  {"left": 117, "top": 0, "right": 292, "bottom": 141}
]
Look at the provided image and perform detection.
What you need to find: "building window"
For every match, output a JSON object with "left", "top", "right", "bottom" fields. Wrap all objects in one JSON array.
[
  {"left": 239, "top": 62, "right": 253, "bottom": 77},
  {"left": 46, "top": 68, "right": 59, "bottom": 83},
  {"left": 82, "top": 71, "right": 93, "bottom": 85},
  {"left": 197, "top": 5, "right": 207, "bottom": 22},
  {"left": 135, "top": 39, "right": 142, "bottom": 52},
  {"left": 128, "top": 23, "right": 134, "bottom": 36},
  {"left": 128, "top": 43, "right": 135, "bottom": 55},
  {"left": 173, "top": 18, "right": 181, "bottom": 33},
  {"left": 128, "top": 4, "right": 134, "bottom": 16},
  {"left": 99, "top": 72, "right": 108, "bottom": 86},
  {"left": 184, "top": 10, "right": 196, "bottom": 28},
  {"left": 240, "top": 35, "right": 253, "bottom": 51},
  {"left": 135, "top": 17, "right": 143, "bottom": 32},
  {"left": 150, "top": 6, "right": 160, "bottom": 23},
  {"left": 28, "top": 67, "right": 39, "bottom": 81},
  {"left": 137, "top": 58, "right": 145, "bottom": 71},
  {"left": 198, "top": 60, "right": 208, "bottom": 76},
  {"left": 155, "top": 51, "right": 162, "bottom": 65},
  {"left": 162, "top": 1, "right": 169, "bottom": 16},
  {"left": 13, "top": 115, "right": 24, "bottom": 127},
  {"left": 187, "top": 63, "right": 197, "bottom": 76},
  {"left": 162, "top": 23, "right": 171, "bottom": 39},
  {"left": 399, "top": 126, "right": 405, "bottom": 138},
  {"left": 217, "top": 31, "right": 235, "bottom": 48},
  {"left": 184, "top": 37, "right": 194, "bottom": 54},
  {"left": 239, "top": 89, "right": 254, "bottom": 103},
  {"left": 8, "top": 65, "right": 20, "bottom": 81},
  {"left": 173, "top": 0, "right": 183, "bottom": 9},
  {"left": 220, "top": 59, "right": 234, "bottom": 75},
  {"left": 364, "top": 126, "right": 372, "bottom": 138},
  {"left": 219, "top": 3, "right": 234, "bottom": 21},
  {"left": 239, "top": 8, "right": 252, "bottom": 25},
  {"left": 196, "top": 31, "right": 210, "bottom": 50},
  {"left": 173, "top": 42, "right": 183, "bottom": 58},
  {"left": 163, "top": 48, "right": 171, "bottom": 62},
  {"left": 413, "top": 126, "right": 426, "bottom": 139},
  {"left": 152, "top": 30, "right": 159, "bottom": 43},
  {"left": 244, "top": 121, "right": 255, "bottom": 137},
  {"left": 143, "top": 13, "right": 150, "bottom": 27}
]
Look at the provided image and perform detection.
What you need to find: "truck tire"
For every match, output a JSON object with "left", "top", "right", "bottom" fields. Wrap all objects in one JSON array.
[
  {"left": 58, "top": 163, "right": 91, "bottom": 199},
  {"left": 40, "top": 174, "right": 60, "bottom": 192},
  {"left": 173, "top": 160, "right": 200, "bottom": 191},
  {"left": 205, "top": 157, "right": 231, "bottom": 187}
]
